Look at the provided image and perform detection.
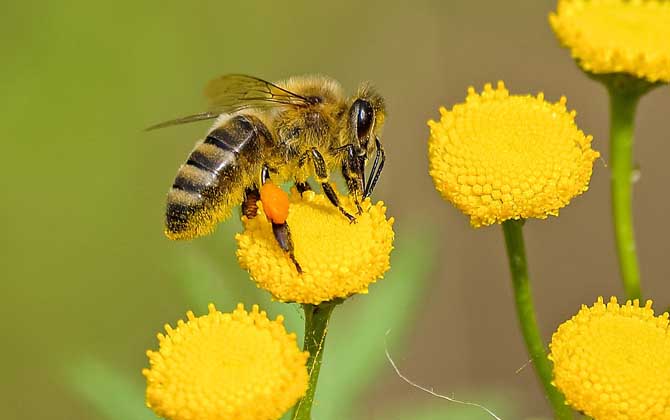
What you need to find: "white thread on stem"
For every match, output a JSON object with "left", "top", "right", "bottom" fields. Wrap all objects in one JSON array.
[{"left": 385, "top": 330, "right": 503, "bottom": 420}]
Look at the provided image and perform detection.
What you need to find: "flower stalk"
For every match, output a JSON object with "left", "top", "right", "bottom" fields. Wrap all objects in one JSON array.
[
  {"left": 292, "top": 301, "right": 339, "bottom": 420},
  {"left": 608, "top": 86, "right": 642, "bottom": 301},
  {"left": 589, "top": 72, "right": 660, "bottom": 301},
  {"left": 502, "top": 219, "right": 573, "bottom": 420}
]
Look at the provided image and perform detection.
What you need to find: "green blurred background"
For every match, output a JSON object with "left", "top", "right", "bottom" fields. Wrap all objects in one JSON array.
[{"left": 3, "top": 1, "right": 669, "bottom": 419}]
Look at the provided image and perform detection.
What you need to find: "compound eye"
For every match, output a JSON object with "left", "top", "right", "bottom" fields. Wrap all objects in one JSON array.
[{"left": 354, "top": 99, "right": 374, "bottom": 140}]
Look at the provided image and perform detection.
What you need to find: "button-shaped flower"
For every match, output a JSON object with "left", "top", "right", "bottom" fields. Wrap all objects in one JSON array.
[
  {"left": 143, "top": 304, "right": 309, "bottom": 420},
  {"left": 236, "top": 190, "right": 394, "bottom": 305},
  {"left": 550, "top": 297, "right": 670, "bottom": 420},
  {"left": 428, "top": 82, "right": 599, "bottom": 227},
  {"left": 550, "top": 0, "right": 670, "bottom": 83}
]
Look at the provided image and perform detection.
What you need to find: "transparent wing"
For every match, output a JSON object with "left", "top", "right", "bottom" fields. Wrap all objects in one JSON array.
[
  {"left": 145, "top": 112, "right": 221, "bottom": 131},
  {"left": 146, "top": 74, "right": 312, "bottom": 131},
  {"left": 204, "top": 74, "right": 312, "bottom": 111}
]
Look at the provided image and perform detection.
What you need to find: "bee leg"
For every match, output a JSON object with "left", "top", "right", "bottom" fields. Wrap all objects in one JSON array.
[
  {"left": 259, "top": 164, "right": 301, "bottom": 272},
  {"left": 242, "top": 164, "right": 272, "bottom": 218},
  {"left": 308, "top": 148, "right": 356, "bottom": 223},
  {"left": 261, "top": 165, "right": 272, "bottom": 184},
  {"left": 272, "top": 221, "right": 302, "bottom": 273},
  {"left": 340, "top": 145, "right": 365, "bottom": 215},
  {"left": 242, "top": 188, "right": 261, "bottom": 219},
  {"left": 322, "top": 183, "right": 355, "bottom": 223},
  {"left": 295, "top": 181, "right": 313, "bottom": 196},
  {"left": 363, "top": 137, "right": 385, "bottom": 198}
]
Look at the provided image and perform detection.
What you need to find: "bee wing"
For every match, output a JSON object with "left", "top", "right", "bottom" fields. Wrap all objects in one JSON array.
[
  {"left": 146, "top": 74, "right": 311, "bottom": 131},
  {"left": 145, "top": 112, "right": 222, "bottom": 131},
  {"left": 204, "top": 74, "right": 312, "bottom": 111}
]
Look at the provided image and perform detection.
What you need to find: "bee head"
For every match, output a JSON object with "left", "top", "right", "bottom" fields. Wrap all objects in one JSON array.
[{"left": 349, "top": 85, "right": 385, "bottom": 158}]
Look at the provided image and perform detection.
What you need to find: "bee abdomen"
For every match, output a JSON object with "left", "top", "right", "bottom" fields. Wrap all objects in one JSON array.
[
  {"left": 166, "top": 115, "right": 269, "bottom": 240},
  {"left": 170, "top": 163, "right": 214, "bottom": 194}
]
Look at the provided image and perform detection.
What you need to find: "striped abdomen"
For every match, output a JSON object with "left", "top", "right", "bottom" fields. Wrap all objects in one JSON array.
[{"left": 165, "top": 115, "right": 269, "bottom": 239}]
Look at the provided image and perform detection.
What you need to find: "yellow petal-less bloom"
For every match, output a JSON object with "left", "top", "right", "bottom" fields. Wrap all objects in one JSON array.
[
  {"left": 236, "top": 190, "right": 394, "bottom": 304},
  {"left": 550, "top": 0, "right": 670, "bottom": 83},
  {"left": 143, "top": 304, "right": 309, "bottom": 420},
  {"left": 549, "top": 297, "right": 670, "bottom": 420},
  {"left": 428, "top": 82, "right": 599, "bottom": 227}
]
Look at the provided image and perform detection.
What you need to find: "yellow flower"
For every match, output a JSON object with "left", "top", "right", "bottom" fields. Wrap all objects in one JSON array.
[
  {"left": 549, "top": 297, "right": 670, "bottom": 420},
  {"left": 550, "top": 0, "right": 670, "bottom": 83},
  {"left": 143, "top": 303, "right": 309, "bottom": 420},
  {"left": 236, "top": 190, "right": 394, "bottom": 305},
  {"left": 428, "top": 82, "right": 599, "bottom": 227}
]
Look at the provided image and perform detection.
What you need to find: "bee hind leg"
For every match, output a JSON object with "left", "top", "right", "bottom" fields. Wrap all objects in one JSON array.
[
  {"left": 272, "top": 222, "right": 302, "bottom": 273},
  {"left": 259, "top": 164, "right": 301, "bottom": 273}
]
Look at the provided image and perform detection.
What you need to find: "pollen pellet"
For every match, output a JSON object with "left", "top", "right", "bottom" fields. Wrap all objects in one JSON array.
[{"left": 260, "top": 182, "right": 290, "bottom": 224}]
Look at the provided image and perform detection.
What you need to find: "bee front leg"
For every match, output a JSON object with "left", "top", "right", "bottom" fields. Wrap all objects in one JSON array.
[
  {"left": 363, "top": 138, "right": 385, "bottom": 198},
  {"left": 308, "top": 148, "right": 356, "bottom": 223},
  {"left": 340, "top": 145, "right": 365, "bottom": 215}
]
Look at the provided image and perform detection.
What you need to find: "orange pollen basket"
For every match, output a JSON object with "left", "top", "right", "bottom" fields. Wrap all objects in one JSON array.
[{"left": 260, "top": 182, "right": 290, "bottom": 224}]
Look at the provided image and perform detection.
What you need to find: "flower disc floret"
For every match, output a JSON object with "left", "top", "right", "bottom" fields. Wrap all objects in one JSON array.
[
  {"left": 143, "top": 303, "right": 309, "bottom": 420},
  {"left": 550, "top": 0, "right": 670, "bottom": 83},
  {"left": 428, "top": 82, "right": 599, "bottom": 227},
  {"left": 236, "top": 190, "right": 394, "bottom": 304},
  {"left": 549, "top": 297, "right": 670, "bottom": 420}
]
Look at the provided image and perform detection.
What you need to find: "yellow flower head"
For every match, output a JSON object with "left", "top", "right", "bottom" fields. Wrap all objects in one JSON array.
[
  {"left": 236, "top": 190, "right": 394, "bottom": 305},
  {"left": 550, "top": 0, "right": 670, "bottom": 83},
  {"left": 549, "top": 297, "right": 670, "bottom": 420},
  {"left": 428, "top": 82, "right": 599, "bottom": 227},
  {"left": 143, "top": 304, "right": 309, "bottom": 420}
]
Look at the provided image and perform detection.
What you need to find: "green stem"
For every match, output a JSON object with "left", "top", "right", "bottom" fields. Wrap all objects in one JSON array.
[
  {"left": 586, "top": 72, "right": 659, "bottom": 300},
  {"left": 502, "top": 220, "right": 573, "bottom": 420},
  {"left": 608, "top": 86, "right": 643, "bottom": 301},
  {"left": 291, "top": 301, "right": 338, "bottom": 420}
]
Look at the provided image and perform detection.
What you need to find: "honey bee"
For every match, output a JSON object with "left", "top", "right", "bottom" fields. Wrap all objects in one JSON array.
[{"left": 149, "top": 74, "right": 386, "bottom": 271}]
